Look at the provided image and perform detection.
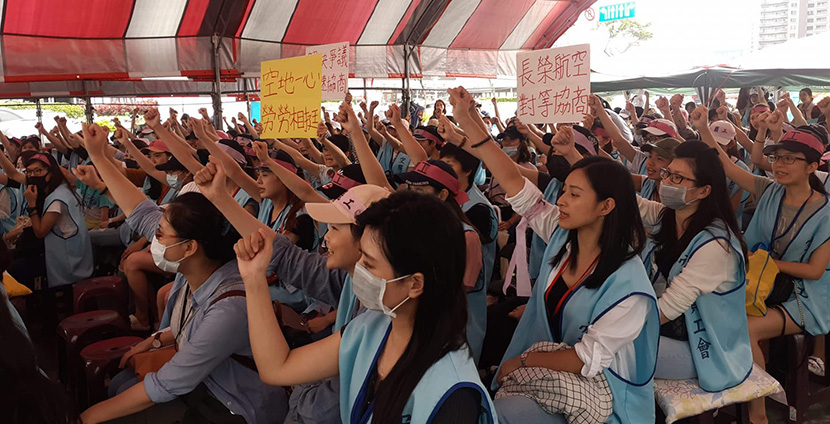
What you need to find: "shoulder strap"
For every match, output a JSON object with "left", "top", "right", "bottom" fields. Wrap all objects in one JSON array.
[{"left": 209, "top": 290, "right": 246, "bottom": 306}]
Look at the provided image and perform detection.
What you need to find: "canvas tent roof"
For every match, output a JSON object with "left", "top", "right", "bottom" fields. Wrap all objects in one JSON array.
[{"left": 0, "top": 0, "right": 594, "bottom": 98}]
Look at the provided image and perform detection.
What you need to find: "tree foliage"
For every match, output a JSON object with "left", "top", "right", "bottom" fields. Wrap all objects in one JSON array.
[{"left": 600, "top": 19, "right": 653, "bottom": 57}]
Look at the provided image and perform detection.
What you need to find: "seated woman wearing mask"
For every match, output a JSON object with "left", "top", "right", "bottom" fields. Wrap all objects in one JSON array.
[
  {"left": 234, "top": 190, "right": 495, "bottom": 424},
  {"left": 636, "top": 140, "right": 752, "bottom": 391},
  {"left": 77, "top": 123, "right": 287, "bottom": 424},
  {"left": 448, "top": 89, "right": 659, "bottom": 424}
]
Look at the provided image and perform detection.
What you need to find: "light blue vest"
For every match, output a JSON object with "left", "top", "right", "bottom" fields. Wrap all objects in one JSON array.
[
  {"left": 727, "top": 159, "right": 751, "bottom": 228},
  {"left": 377, "top": 142, "right": 412, "bottom": 175},
  {"left": 639, "top": 178, "right": 657, "bottom": 200},
  {"left": 642, "top": 224, "right": 752, "bottom": 392},
  {"left": 339, "top": 311, "right": 495, "bottom": 424},
  {"left": 0, "top": 185, "right": 23, "bottom": 233},
  {"left": 498, "top": 228, "right": 659, "bottom": 424},
  {"left": 462, "top": 222, "right": 486, "bottom": 364},
  {"left": 462, "top": 185, "right": 498, "bottom": 287},
  {"left": 233, "top": 188, "right": 253, "bottom": 209},
  {"left": 529, "top": 179, "right": 562, "bottom": 280},
  {"left": 334, "top": 275, "right": 358, "bottom": 332},
  {"left": 744, "top": 183, "right": 830, "bottom": 335},
  {"left": 44, "top": 184, "right": 93, "bottom": 288}
]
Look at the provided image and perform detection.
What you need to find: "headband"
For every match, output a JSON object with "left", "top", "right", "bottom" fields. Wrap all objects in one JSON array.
[
  {"left": 413, "top": 128, "right": 443, "bottom": 146},
  {"left": 331, "top": 171, "right": 362, "bottom": 191},
  {"left": 780, "top": 130, "right": 824, "bottom": 156},
  {"left": 410, "top": 161, "right": 469, "bottom": 205}
]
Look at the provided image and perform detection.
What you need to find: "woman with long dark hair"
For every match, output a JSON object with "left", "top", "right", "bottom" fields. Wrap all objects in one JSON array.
[
  {"left": 636, "top": 140, "right": 752, "bottom": 392},
  {"left": 447, "top": 88, "right": 659, "bottom": 423},
  {"left": 233, "top": 190, "right": 494, "bottom": 424},
  {"left": 694, "top": 105, "right": 830, "bottom": 423},
  {"left": 77, "top": 123, "right": 287, "bottom": 424}
]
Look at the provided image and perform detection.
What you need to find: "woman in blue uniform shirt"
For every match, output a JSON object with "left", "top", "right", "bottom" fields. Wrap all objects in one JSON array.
[
  {"left": 694, "top": 105, "right": 830, "bottom": 423},
  {"left": 234, "top": 191, "right": 494, "bottom": 424},
  {"left": 636, "top": 140, "right": 752, "bottom": 392},
  {"left": 447, "top": 88, "right": 659, "bottom": 424}
]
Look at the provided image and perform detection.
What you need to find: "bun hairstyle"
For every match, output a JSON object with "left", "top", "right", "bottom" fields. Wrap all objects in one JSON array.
[{"left": 164, "top": 193, "right": 241, "bottom": 264}]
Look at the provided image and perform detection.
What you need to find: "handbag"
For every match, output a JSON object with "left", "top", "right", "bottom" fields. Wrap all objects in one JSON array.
[
  {"left": 131, "top": 345, "right": 177, "bottom": 381},
  {"left": 745, "top": 244, "right": 785, "bottom": 317}
]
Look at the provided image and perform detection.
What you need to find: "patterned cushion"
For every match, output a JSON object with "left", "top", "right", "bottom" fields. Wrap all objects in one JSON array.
[{"left": 654, "top": 364, "right": 782, "bottom": 424}]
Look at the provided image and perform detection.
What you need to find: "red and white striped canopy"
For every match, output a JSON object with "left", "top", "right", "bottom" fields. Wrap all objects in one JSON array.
[{"left": 0, "top": 0, "right": 593, "bottom": 97}]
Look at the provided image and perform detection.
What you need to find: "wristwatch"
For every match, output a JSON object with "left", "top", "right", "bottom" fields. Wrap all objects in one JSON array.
[{"left": 151, "top": 331, "right": 163, "bottom": 348}]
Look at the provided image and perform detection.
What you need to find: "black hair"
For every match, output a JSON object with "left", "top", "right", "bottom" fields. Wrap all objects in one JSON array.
[
  {"left": 551, "top": 156, "right": 646, "bottom": 288},
  {"left": 355, "top": 191, "right": 467, "bottom": 424},
  {"left": 736, "top": 87, "right": 751, "bottom": 111},
  {"left": 164, "top": 192, "right": 241, "bottom": 264},
  {"left": 439, "top": 143, "right": 481, "bottom": 189},
  {"left": 24, "top": 152, "right": 74, "bottom": 214},
  {"left": 263, "top": 150, "right": 306, "bottom": 233},
  {"left": 652, "top": 142, "right": 748, "bottom": 273},
  {"left": 802, "top": 87, "right": 813, "bottom": 96}
]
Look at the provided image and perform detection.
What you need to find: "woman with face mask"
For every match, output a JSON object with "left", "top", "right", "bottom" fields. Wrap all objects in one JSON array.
[
  {"left": 195, "top": 161, "right": 389, "bottom": 424},
  {"left": 635, "top": 140, "right": 752, "bottom": 392},
  {"left": 7, "top": 152, "right": 93, "bottom": 291},
  {"left": 233, "top": 190, "right": 495, "bottom": 424},
  {"left": 78, "top": 123, "right": 288, "bottom": 424},
  {"left": 449, "top": 88, "right": 659, "bottom": 424},
  {"left": 694, "top": 106, "right": 830, "bottom": 424}
]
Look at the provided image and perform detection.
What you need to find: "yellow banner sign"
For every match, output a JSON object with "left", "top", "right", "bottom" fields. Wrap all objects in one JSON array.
[{"left": 260, "top": 54, "right": 322, "bottom": 138}]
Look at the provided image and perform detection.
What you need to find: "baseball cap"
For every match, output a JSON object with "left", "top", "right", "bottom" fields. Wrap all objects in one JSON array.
[
  {"left": 641, "top": 138, "right": 681, "bottom": 161},
  {"left": 217, "top": 139, "right": 247, "bottom": 165},
  {"left": 327, "top": 134, "right": 351, "bottom": 154},
  {"left": 413, "top": 126, "right": 444, "bottom": 147},
  {"left": 639, "top": 119, "right": 679, "bottom": 139},
  {"left": 140, "top": 126, "right": 155, "bottom": 135},
  {"left": 320, "top": 164, "right": 367, "bottom": 200},
  {"left": 763, "top": 129, "right": 825, "bottom": 163},
  {"left": 497, "top": 126, "right": 525, "bottom": 142},
  {"left": 306, "top": 184, "right": 391, "bottom": 225},
  {"left": 709, "top": 120, "right": 737, "bottom": 146},
  {"left": 393, "top": 159, "right": 469, "bottom": 205},
  {"left": 142, "top": 140, "right": 170, "bottom": 153},
  {"left": 155, "top": 156, "right": 187, "bottom": 172}
]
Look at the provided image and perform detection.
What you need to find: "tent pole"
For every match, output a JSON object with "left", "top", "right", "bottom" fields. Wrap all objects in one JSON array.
[
  {"left": 211, "top": 34, "right": 224, "bottom": 129},
  {"left": 35, "top": 98, "right": 42, "bottom": 123},
  {"left": 82, "top": 81, "right": 94, "bottom": 125},
  {"left": 402, "top": 43, "right": 412, "bottom": 116},
  {"left": 244, "top": 79, "right": 251, "bottom": 118}
]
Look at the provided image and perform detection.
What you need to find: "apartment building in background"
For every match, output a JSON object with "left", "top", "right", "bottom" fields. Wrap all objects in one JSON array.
[{"left": 757, "top": 0, "right": 829, "bottom": 49}]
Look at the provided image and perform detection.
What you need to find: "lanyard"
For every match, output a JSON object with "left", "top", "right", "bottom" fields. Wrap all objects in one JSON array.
[
  {"left": 771, "top": 189, "right": 813, "bottom": 249},
  {"left": 175, "top": 285, "right": 195, "bottom": 346},
  {"left": 547, "top": 254, "right": 600, "bottom": 316}
]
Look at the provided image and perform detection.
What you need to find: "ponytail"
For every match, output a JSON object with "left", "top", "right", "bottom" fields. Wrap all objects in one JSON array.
[{"left": 809, "top": 173, "right": 828, "bottom": 195}]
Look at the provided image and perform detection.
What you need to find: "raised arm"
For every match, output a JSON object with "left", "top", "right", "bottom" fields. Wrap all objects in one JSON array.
[
  {"left": 750, "top": 112, "right": 773, "bottom": 173},
  {"left": 191, "top": 118, "right": 261, "bottom": 203},
  {"left": 37, "top": 123, "right": 69, "bottom": 155},
  {"left": 519, "top": 120, "right": 550, "bottom": 155},
  {"left": 692, "top": 106, "right": 761, "bottom": 197},
  {"left": 387, "top": 104, "right": 428, "bottom": 164},
  {"left": 491, "top": 98, "right": 506, "bottom": 133},
  {"left": 57, "top": 117, "right": 81, "bottom": 149},
  {"left": 145, "top": 109, "right": 201, "bottom": 174},
  {"left": 782, "top": 92, "right": 808, "bottom": 127},
  {"left": 320, "top": 136, "right": 351, "bottom": 168},
  {"left": 593, "top": 95, "right": 637, "bottom": 162},
  {"left": 238, "top": 113, "right": 259, "bottom": 139},
  {"left": 235, "top": 229, "right": 341, "bottom": 386},
  {"left": 669, "top": 94, "right": 690, "bottom": 131},
  {"left": 194, "top": 159, "right": 272, "bottom": 237},
  {"left": 258, "top": 141, "right": 328, "bottom": 204},
  {"left": 116, "top": 129, "right": 167, "bottom": 183},
  {"left": 337, "top": 102, "right": 393, "bottom": 192},
  {"left": 0, "top": 143, "right": 24, "bottom": 184},
  {"left": 84, "top": 124, "right": 148, "bottom": 216},
  {"left": 625, "top": 100, "right": 639, "bottom": 126},
  {"left": 447, "top": 88, "right": 524, "bottom": 197}
]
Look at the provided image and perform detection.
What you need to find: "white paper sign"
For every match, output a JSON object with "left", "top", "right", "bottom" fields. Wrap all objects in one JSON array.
[
  {"left": 516, "top": 44, "right": 590, "bottom": 124},
  {"left": 305, "top": 42, "right": 349, "bottom": 101}
]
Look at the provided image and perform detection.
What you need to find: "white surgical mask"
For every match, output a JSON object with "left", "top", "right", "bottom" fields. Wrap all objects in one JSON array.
[
  {"left": 150, "top": 237, "right": 190, "bottom": 273},
  {"left": 352, "top": 263, "right": 412, "bottom": 318},
  {"left": 659, "top": 184, "right": 693, "bottom": 210},
  {"left": 502, "top": 146, "right": 519, "bottom": 157},
  {"left": 166, "top": 173, "right": 184, "bottom": 190}
]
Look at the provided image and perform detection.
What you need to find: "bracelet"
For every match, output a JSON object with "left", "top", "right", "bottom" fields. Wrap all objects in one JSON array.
[
  {"left": 457, "top": 137, "right": 468, "bottom": 149},
  {"left": 471, "top": 136, "right": 492, "bottom": 148},
  {"left": 28, "top": 208, "right": 38, "bottom": 216}
]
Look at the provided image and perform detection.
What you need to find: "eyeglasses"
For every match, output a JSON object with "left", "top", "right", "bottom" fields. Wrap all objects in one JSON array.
[
  {"left": 25, "top": 167, "right": 48, "bottom": 177},
  {"left": 768, "top": 155, "right": 807, "bottom": 165},
  {"left": 659, "top": 168, "right": 696, "bottom": 185}
]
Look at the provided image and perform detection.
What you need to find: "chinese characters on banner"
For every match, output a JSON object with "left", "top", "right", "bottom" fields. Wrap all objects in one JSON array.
[
  {"left": 516, "top": 44, "right": 590, "bottom": 124},
  {"left": 260, "top": 54, "right": 322, "bottom": 138},
  {"left": 305, "top": 41, "right": 349, "bottom": 101}
]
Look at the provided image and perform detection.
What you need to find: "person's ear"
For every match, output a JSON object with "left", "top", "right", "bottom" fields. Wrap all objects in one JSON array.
[
  {"left": 438, "top": 188, "right": 450, "bottom": 202},
  {"left": 599, "top": 198, "right": 616, "bottom": 217},
  {"left": 808, "top": 162, "right": 819, "bottom": 174},
  {"left": 407, "top": 273, "right": 425, "bottom": 299},
  {"left": 696, "top": 184, "right": 712, "bottom": 200},
  {"left": 183, "top": 239, "right": 198, "bottom": 259}
]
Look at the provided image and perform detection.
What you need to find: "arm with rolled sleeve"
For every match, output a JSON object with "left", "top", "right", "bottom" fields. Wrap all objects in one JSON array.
[
  {"left": 125, "top": 200, "right": 163, "bottom": 241},
  {"left": 144, "top": 297, "right": 250, "bottom": 403},
  {"left": 573, "top": 295, "right": 650, "bottom": 378},
  {"left": 267, "top": 234, "right": 349, "bottom": 307},
  {"left": 658, "top": 240, "right": 736, "bottom": 321},
  {"left": 505, "top": 178, "right": 560, "bottom": 242},
  {"left": 637, "top": 195, "right": 665, "bottom": 229}
]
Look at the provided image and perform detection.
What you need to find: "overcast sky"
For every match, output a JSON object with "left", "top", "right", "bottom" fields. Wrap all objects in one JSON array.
[{"left": 554, "top": 0, "right": 760, "bottom": 76}]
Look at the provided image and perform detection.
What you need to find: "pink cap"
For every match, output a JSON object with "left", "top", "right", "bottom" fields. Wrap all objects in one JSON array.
[
  {"left": 306, "top": 185, "right": 391, "bottom": 224},
  {"left": 642, "top": 119, "right": 679, "bottom": 139},
  {"left": 143, "top": 140, "right": 169, "bottom": 153}
]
